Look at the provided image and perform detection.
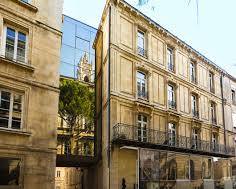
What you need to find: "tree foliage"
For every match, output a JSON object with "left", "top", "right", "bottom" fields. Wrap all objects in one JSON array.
[{"left": 58, "top": 79, "right": 94, "bottom": 129}]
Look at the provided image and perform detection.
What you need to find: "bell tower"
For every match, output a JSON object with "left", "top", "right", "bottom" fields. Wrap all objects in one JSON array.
[{"left": 77, "top": 53, "right": 92, "bottom": 82}]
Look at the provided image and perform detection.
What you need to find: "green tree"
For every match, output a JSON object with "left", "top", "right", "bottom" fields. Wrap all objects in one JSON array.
[{"left": 58, "top": 79, "right": 94, "bottom": 130}]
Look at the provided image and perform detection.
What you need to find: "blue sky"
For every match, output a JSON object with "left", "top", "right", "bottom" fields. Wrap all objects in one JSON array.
[{"left": 63, "top": 0, "right": 236, "bottom": 77}]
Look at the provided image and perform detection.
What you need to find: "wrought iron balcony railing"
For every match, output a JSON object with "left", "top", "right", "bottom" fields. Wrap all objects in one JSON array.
[
  {"left": 137, "top": 46, "right": 147, "bottom": 58},
  {"left": 168, "top": 63, "right": 174, "bottom": 72},
  {"left": 192, "top": 109, "right": 199, "bottom": 118},
  {"left": 137, "top": 90, "right": 148, "bottom": 100},
  {"left": 212, "top": 117, "right": 217, "bottom": 125},
  {"left": 191, "top": 75, "right": 197, "bottom": 84},
  {"left": 168, "top": 100, "right": 176, "bottom": 110},
  {"left": 113, "top": 123, "right": 235, "bottom": 157},
  {"left": 210, "top": 87, "right": 215, "bottom": 94}
]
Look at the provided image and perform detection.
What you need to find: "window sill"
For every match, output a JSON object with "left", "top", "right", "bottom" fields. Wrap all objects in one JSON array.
[
  {"left": 12, "top": 0, "right": 38, "bottom": 12},
  {"left": 0, "top": 127, "right": 31, "bottom": 136},
  {"left": 0, "top": 56, "right": 35, "bottom": 72}
]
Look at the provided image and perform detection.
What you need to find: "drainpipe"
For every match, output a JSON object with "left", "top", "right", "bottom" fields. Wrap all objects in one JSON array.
[
  {"left": 108, "top": 5, "right": 111, "bottom": 189},
  {"left": 220, "top": 73, "right": 227, "bottom": 153}
]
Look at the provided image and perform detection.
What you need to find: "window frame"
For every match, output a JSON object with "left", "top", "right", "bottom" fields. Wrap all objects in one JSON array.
[
  {"left": 168, "top": 122, "right": 176, "bottom": 146},
  {"left": 168, "top": 84, "right": 176, "bottom": 109},
  {"left": 167, "top": 47, "right": 174, "bottom": 72},
  {"left": 210, "top": 101, "right": 217, "bottom": 124},
  {"left": 209, "top": 71, "right": 214, "bottom": 93},
  {"left": 190, "top": 61, "right": 196, "bottom": 83},
  {"left": 137, "top": 71, "right": 148, "bottom": 100},
  {"left": 191, "top": 94, "right": 198, "bottom": 117},
  {"left": 2, "top": 25, "right": 28, "bottom": 64},
  {"left": 192, "top": 128, "right": 199, "bottom": 149},
  {"left": 21, "top": 0, "right": 31, "bottom": 4},
  {"left": 232, "top": 89, "right": 236, "bottom": 104},
  {"left": 137, "top": 114, "right": 148, "bottom": 142},
  {"left": 137, "top": 29, "right": 146, "bottom": 57},
  {"left": 0, "top": 88, "right": 24, "bottom": 130}
]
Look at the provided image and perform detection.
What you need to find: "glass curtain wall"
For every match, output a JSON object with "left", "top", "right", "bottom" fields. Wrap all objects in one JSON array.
[{"left": 60, "top": 16, "right": 96, "bottom": 81}]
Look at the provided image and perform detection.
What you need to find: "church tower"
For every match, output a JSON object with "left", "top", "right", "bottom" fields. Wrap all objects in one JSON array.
[{"left": 77, "top": 53, "right": 93, "bottom": 82}]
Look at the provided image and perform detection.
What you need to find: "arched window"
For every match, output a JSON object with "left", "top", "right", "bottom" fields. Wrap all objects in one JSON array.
[{"left": 84, "top": 75, "right": 89, "bottom": 82}]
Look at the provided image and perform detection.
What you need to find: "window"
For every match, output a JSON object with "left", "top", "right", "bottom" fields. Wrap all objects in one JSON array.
[
  {"left": 167, "top": 48, "right": 174, "bottom": 72},
  {"left": 137, "top": 71, "right": 147, "bottom": 99},
  {"left": 137, "top": 30, "right": 146, "bottom": 57},
  {"left": 0, "top": 157, "right": 20, "bottom": 186},
  {"left": 168, "top": 84, "right": 176, "bottom": 109},
  {"left": 209, "top": 72, "right": 214, "bottom": 93},
  {"left": 191, "top": 94, "right": 198, "bottom": 118},
  {"left": 168, "top": 123, "right": 176, "bottom": 146},
  {"left": 233, "top": 113, "right": 236, "bottom": 128},
  {"left": 4, "top": 26, "right": 27, "bottom": 63},
  {"left": 190, "top": 62, "right": 196, "bottom": 83},
  {"left": 0, "top": 89, "right": 23, "bottom": 130},
  {"left": 210, "top": 102, "right": 216, "bottom": 125},
  {"left": 137, "top": 114, "right": 147, "bottom": 142},
  {"left": 232, "top": 90, "right": 236, "bottom": 104},
  {"left": 192, "top": 129, "right": 199, "bottom": 149},
  {"left": 56, "top": 171, "right": 61, "bottom": 178},
  {"left": 212, "top": 133, "right": 218, "bottom": 151},
  {"left": 21, "top": 0, "right": 30, "bottom": 3},
  {"left": 84, "top": 75, "right": 89, "bottom": 82}
]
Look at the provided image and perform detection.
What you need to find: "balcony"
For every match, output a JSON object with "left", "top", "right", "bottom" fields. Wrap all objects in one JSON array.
[
  {"left": 168, "top": 63, "right": 174, "bottom": 72},
  {"left": 191, "top": 75, "right": 197, "bottom": 84},
  {"left": 113, "top": 123, "right": 235, "bottom": 158},
  {"left": 210, "top": 87, "right": 215, "bottom": 94},
  {"left": 212, "top": 117, "right": 217, "bottom": 125},
  {"left": 192, "top": 109, "right": 199, "bottom": 119},
  {"left": 168, "top": 100, "right": 176, "bottom": 110},
  {"left": 137, "top": 90, "right": 148, "bottom": 100},
  {"left": 137, "top": 46, "right": 147, "bottom": 58}
]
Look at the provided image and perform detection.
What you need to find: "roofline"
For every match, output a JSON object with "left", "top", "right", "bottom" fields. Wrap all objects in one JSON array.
[
  {"left": 63, "top": 14, "right": 97, "bottom": 31},
  {"left": 121, "top": 0, "right": 236, "bottom": 81},
  {"left": 94, "top": 0, "right": 236, "bottom": 81}
]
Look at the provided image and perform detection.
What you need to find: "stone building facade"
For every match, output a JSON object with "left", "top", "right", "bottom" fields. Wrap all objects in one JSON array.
[
  {"left": 0, "top": 0, "right": 63, "bottom": 188},
  {"left": 94, "top": 0, "right": 236, "bottom": 189}
]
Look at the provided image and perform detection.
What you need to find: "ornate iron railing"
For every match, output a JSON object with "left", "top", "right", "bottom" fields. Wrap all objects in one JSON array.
[
  {"left": 212, "top": 117, "right": 217, "bottom": 125},
  {"left": 168, "top": 63, "right": 174, "bottom": 72},
  {"left": 113, "top": 123, "right": 235, "bottom": 157},
  {"left": 137, "top": 46, "right": 147, "bottom": 58},
  {"left": 138, "top": 90, "right": 148, "bottom": 100},
  {"left": 191, "top": 75, "right": 197, "bottom": 84},
  {"left": 192, "top": 109, "right": 199, "bottom": 118},
  {"left": 168, "top": 100, "right": 176, "bottom": 110}
]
